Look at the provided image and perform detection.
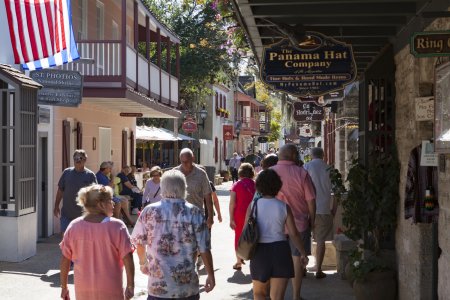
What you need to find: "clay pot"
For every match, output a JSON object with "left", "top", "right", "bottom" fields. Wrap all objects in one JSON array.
[{"left": 344, "top": 262, "right": 355, "bottom": 287}]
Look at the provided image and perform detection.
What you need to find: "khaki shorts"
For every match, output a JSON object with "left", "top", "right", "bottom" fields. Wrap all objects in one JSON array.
[{"left": 313, "top": 214, "right": 334, "bottom": 243}]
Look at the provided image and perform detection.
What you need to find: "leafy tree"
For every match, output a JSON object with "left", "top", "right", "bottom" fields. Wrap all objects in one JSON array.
[{"left": 142, "top": 0, "right": 247, "bottom": 107}]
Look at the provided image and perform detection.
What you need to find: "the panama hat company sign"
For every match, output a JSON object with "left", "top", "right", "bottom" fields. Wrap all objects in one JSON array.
[{"left": 260, "top": 32, "right": 356, "bottom": 97}]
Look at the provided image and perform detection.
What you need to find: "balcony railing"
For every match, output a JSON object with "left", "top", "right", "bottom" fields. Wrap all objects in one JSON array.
[
  {"left": 60, "top": 41, "right": 178, "bottom": 107},
  {"left": 239, "top": 117, "right": 260, "bottom": 134}
]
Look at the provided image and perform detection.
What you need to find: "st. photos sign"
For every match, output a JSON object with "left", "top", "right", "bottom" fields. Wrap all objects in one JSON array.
[{"left": 260, "top": 32, "right": 356, "bottom": 97}]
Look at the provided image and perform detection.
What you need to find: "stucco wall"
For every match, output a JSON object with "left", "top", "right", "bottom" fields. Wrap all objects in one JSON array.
[
  {"left": 395, "top": 17, "right": 450, "bottom": 300},
  {"left": 52, "top": 102, "right": 135, "bottom": 232}
]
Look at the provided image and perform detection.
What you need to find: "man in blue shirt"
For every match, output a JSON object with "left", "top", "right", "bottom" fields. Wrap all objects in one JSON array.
[{"left": 117, "top": 165, "right": 142, "bottom": 214}]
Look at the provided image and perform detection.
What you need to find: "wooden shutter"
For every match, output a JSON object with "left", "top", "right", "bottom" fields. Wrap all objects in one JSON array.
[
  {"left": 122, "top": 130, "right": 127, "bottom": 168},
  {"left": 76, "top": 121, "right": 82, "bottom": 149},
  {"left": 215, "top": 92, "right": 218, "bottom": 109},
  {"left": 215, "top": 137, "right": 218, "bottom": 163},
  {"left": 130, "top": 130, "right": 135, "bottom": 166},
  {"left": 62, "top": 120, "right": 71, "bottom": 170}
]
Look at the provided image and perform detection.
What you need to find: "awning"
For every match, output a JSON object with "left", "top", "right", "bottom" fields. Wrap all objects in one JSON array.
[{"left": 136, "top": 125, "right": 195, "bottom": 141}]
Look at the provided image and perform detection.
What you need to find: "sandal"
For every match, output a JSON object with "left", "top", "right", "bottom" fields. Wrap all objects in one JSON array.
[
  {"left": 315, "top": 271, "right": 327, "bottom": 279},
  {"left": 232, "top": 263, "right": 242, "bottom": 270}
]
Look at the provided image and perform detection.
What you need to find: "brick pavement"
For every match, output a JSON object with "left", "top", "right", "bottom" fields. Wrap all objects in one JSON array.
[{"left": 0, "top": 180, "right": 354, "bottom": 300}]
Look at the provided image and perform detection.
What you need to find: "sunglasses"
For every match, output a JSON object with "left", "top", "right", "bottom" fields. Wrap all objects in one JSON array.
[{"left": 73, "top": 156, "right": 86, "bottom": 162}]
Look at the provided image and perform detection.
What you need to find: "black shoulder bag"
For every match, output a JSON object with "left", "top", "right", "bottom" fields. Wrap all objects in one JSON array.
[{"left": 236, "top": 199, "right": 259, "bottom": 260}]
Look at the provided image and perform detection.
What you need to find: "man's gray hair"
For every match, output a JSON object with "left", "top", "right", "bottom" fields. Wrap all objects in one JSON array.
[
  {"left": 278, "top": 143, "right": 298, "bottom": 161},
  {"left": 160, "top": 169, "right": 187, "bottom": 199},
  {"left": 179, "top": 148, "right": 194, "bottom": 158},
  {"left": 311, "top": 147, "right": 324, "bottom": 159}
]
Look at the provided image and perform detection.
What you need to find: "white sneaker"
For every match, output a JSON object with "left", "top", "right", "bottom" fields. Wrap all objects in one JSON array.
[{"left": 131, "top": 208, "right": 140, "bottom": 215}]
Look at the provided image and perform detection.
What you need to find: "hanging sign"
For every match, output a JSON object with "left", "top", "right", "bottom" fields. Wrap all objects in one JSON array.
[
  {"left": 411, "top": 31, "right": 450, "bottom": 57},
  {"left": 293, "top": 102, "right": 324, "bottom": 122},
  {"left": 223, "top": 125, "right": 234, "bottom": 141},
  {"left": 299, "top": 89, "right": 344, "bottom": 106},
  {"left": 260, "top": 32, "right": 356, "bottom": 97},
  {"left": 182, "top": 116, "right": 198, "bottom": 133}
]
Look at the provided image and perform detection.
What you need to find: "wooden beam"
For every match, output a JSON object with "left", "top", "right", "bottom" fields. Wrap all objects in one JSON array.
[{"left": 251, "top": 3, "right": 417, "bottom": 18}]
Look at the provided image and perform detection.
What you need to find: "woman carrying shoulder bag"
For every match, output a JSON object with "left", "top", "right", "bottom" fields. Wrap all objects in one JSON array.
[
  {"left": 248, "top": 169, "right": 309, "bottom": 300},
  {"left": 142, "top": 166, "right": 162, "bottom": 206}
]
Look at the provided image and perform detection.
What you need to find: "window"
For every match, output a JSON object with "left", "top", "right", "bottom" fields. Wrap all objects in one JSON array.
[
  {"left": 77, "top": 0, "right": 88, "bottom": 40},
  {"left": 112, "top": 21, "right": 119, "bottom": 40},
  {"left": 96, "top": 1, "right": 105, "bottom": 39}
]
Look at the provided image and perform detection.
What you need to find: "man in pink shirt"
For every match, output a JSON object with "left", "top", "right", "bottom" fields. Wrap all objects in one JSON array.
[{"left": 271, "top": 143, "right": 316, "bottom": 300}]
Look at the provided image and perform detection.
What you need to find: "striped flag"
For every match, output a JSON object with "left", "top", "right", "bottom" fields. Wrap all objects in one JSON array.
[{"left": 5, "top": 0, "right": 79, "bottom": 70}]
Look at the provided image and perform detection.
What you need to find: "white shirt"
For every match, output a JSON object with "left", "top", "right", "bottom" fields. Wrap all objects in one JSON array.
[
  {"left": 304, "top": 158, "right": 332, "bottom": 215},
  {"left": 254, "top": 197, "right": 288, "bottom": 243},
  {"left": 229, "top": 156, "right": 241, "bottom": 169}
]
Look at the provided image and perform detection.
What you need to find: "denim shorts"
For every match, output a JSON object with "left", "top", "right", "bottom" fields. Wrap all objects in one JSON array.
[
  {"left": 289, "top": 227, "right": 312, "bottom": 256},
  {"left": 60, "top": 214, "right": 72, "bottom": 232}
]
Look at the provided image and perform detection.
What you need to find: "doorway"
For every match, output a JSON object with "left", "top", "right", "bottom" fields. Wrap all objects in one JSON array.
[
  {"left": 99, "top": 127, "right": 112, "bottom": 163},
  {"left": 37, "top": 135, "right": 48, "bottom": 238}
]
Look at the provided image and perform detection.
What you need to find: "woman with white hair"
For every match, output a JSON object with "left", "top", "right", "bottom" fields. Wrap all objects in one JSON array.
[
  {"left": 131, "top": 170, "right": 215, "bottom": 300},
  {"left": 59, "top": 184, "right": 135, "bottom": 300}
]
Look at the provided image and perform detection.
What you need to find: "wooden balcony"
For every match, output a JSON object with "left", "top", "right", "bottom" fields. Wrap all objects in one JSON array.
[
  {"left": 239, "top": 116, "right": 261, "bottom": 136},
  {"left": 60, "top": 41, "right": 179, "bottom": 108}
]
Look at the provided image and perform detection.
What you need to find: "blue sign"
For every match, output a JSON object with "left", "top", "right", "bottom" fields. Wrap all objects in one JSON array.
[{"left": 260, "top": 32, "right": 356, "bottom": 97}]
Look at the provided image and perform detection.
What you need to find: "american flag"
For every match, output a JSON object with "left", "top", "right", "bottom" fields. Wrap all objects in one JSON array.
[{"left": 4, "top": 0, "right": 79, "bottom": 70}]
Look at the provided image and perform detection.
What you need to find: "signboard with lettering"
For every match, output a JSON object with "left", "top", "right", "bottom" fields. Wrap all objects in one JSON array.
[
  {"left": 415, "top": 97, "right": 434, "bottom": 121},
  {"left": 30, "top": 69, "right": 83, "bottom": 107},
  {"left": 299, "top": 89, "right": 344, "bottom": 106},
  {"left": 411, "top": 31, "right": 450, "bottom": 57},
  {"left": 120, "top": 112, "right": 143, "bottom": 117},
  {"left": 223, "top": 125, "right": 234, "bottom": 141},
  {"left": 293, "top": 102, "right": 325, "bottom": 122},
  {"left": 182, "top": 117, "right": 198, "bottom": 133},
  {"left": 260, "top": 33, "right": 356, "bottom": 97}
]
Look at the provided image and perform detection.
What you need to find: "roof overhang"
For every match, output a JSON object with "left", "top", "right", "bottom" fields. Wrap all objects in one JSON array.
[
  {"left": 231, "top": 0, "right": 450, "bottom": 75},
  {"left": 82, "top": 88, "right": 181, "bottom": 119}
]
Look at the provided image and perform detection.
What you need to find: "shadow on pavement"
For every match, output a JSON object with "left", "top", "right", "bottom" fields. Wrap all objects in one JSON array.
[
  {"left": 216, "top": 190, "right": 230, "bottom": 197},
  {"left": 230, "top": 289, "right": 254, "bottom": 299},
  {"left": 227, "top": 270, "right": 252, "bottom": 284}
]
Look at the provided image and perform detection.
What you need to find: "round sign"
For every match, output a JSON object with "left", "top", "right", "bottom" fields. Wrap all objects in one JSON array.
[{"left": 182, "top": 118, "right": 198, "bottom": 133}]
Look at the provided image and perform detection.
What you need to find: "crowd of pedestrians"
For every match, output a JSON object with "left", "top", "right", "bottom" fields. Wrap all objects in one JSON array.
[{"left": 54, "top": 144, "right": 335, "bottom": 300}]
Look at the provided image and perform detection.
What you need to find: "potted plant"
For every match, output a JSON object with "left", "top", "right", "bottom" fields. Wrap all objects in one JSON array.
[{"left": 342, "top": 150, "right": 400, "bottom": 300}]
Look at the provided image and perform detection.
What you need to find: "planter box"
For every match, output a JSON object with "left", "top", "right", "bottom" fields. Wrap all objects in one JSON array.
[
  {"left": 312, "top": 240, "right": 336, "bottom": 270},
  {"left": 333, "top": 234, "right": 357, "bottom": 279}
]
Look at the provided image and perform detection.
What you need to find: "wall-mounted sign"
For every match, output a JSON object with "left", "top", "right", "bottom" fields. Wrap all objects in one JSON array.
[
  {"left": 260, "top": 33, "right": 356, "bottom": 97},
  {"left": 182, "top": 117, "right": 198, "bottom": 133},
  {"left": 299, "top": 89, "right": 344, "bottom": 106},
  {"left": 415, "top": 97, "right": 434, "bottom": 121},
  {"left": 257, "top": 136, "right": 268, "bottom": 143},
  {"left": 30, "top": 69, "right": 83, "bottom": 107},
  {"left": 293, "top": 102, "right": 324, "bottom": 122},
  {"left": 223, "top": 125, "right": 234, "bottom": 141},
  {"left": 120, "top": 112, "right": 143, "bottom": 117},
  {"left": 411, "top": 31, "right": 450, "bottom": 57}
]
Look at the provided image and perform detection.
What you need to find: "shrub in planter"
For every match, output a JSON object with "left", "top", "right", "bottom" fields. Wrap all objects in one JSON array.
[{"left": 342, "top": 150, "right": 400, "bottom": 300}]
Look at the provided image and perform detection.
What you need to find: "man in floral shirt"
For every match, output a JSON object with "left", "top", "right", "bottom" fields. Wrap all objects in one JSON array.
[{"left": 131, "top": 170, "right": 215, "bottom": 300}]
